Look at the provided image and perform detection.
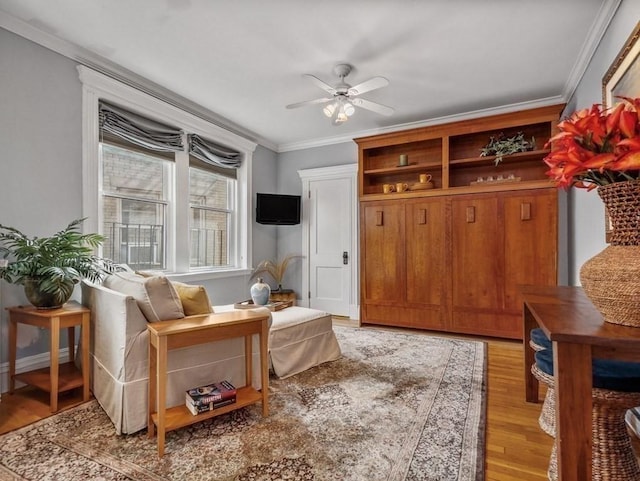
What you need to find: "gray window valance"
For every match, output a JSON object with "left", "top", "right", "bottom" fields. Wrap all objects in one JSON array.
[
  {"left": 188, "top": 134, "right": 242, "bottom": 169},
  {"left": 99, "top": 101, "right": 183, "bottom": 152}
]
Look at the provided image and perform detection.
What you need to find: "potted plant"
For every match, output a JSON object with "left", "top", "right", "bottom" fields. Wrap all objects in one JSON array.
[
  {"left": 0, "top": 218, "right": 122, "bottom": 309},
  {"left": 249, "top": 254, "right": 303, "bottom": 292},
  {"left": 543, "top": 96, "right": 640, "bottom": 327},
  {"left": 480, "top": 131, "right": 536, "bottom": 165}
]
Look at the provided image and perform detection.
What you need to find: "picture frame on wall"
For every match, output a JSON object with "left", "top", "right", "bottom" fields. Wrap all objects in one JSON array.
[
  {"left": 601, "top": 20, "right": 640, "bottom": 242},
  {"left": 602, "top": 20, "right": 640, "bottom": 108}
]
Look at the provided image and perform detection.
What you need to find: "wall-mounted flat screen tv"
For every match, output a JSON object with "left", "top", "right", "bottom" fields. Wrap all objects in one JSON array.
[{"left": 256, "top": 193, "right": 301, "bottom": 225}]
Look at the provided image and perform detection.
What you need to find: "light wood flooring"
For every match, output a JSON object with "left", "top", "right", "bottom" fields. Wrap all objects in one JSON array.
[{"left": 0, "top": 328, "right": 554, "bottom": 480}]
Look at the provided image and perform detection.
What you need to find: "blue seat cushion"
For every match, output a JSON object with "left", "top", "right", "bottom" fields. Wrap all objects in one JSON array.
[
  {"left": 530, "top": 328, "right": 552, "bottom": 350},
  {"left": 535, "top": 349, "right": 640, "bottom": 393}
]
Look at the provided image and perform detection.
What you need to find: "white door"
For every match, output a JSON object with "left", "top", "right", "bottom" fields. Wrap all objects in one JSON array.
[{"left": 299, "top": 164, "right": 358, "bottom": 318}]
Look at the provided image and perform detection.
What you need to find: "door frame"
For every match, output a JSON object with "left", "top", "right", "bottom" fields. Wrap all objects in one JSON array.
[{"left": 298, "top": 164, "right": 359, "bottom": 319}]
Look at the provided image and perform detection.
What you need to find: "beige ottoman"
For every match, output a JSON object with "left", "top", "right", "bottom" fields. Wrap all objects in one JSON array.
[
  {"left": 268, "top": 306, "right": 342, "bottom": 378},
  {"left": 215, "top": 304, "right": 342, "bottom": 379}
]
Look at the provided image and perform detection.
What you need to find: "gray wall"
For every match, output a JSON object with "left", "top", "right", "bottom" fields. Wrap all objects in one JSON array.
[
  {"left": 565, "top": 0, "right": 640, "bottom": 284},
  {"left": 0, "top": 28, "right": 84, "bottom": 357},
  {"left": 275, "top": 142, "right": 358, "bottom": 294},
  {"left": 0, "top": 28, "right": 278, "bottom": 365}
]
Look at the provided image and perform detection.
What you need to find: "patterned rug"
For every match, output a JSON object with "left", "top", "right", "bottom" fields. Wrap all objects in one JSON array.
[{"left": 0, "top": 326, "right": 486, "bottom": 481}]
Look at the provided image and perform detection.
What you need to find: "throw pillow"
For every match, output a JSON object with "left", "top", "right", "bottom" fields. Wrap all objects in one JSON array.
[
  {"left": 104, "top": 271, "right": 185, "bottom": 322},
  {"left": 172, "top": 281, "right": 214, "bottom": 316}
]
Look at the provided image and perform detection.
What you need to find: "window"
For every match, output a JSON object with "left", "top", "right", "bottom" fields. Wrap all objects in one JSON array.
[
  {"left": 80, "top": 66, "right": 256, "bottom": 279},
  {"left": 189, "top": 166, "right": 233, "bottom": 268},
  {"left": 100, "top": 143, "right": 170, "bottom": 271}
]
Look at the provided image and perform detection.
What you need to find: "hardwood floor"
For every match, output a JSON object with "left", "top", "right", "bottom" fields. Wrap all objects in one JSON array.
[{"left": 0, "top": 332, "right": 554, "bottom": 480}]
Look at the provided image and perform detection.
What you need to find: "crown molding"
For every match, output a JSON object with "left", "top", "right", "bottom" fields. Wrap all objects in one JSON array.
[
  {"left": 277, "top": 95, "right": 567, "bottom": 153},
  {"left": 561, "top": 0, "right": 622, "bottom": 102},
  {"left": 0, "top": 11, "right": 279, "bottom": 153}
]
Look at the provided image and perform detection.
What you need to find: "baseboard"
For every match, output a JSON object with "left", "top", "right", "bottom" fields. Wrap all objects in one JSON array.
[{"left": 0, "top": 347, "right": 73, "bottom": 394}]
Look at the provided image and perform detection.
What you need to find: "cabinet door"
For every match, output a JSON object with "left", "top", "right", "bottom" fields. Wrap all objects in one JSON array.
[
  {"left": 361, "top": 202, "right": 406, "bottom": 307},
  {"left": 450, "top": 195, "right": 503, "bottom": 333},
  {"left": 405, "top": 198, "right": 447, "bottom": 329},
  {"left": 503, "top": 190, "right": 558, "bottom": 312}
]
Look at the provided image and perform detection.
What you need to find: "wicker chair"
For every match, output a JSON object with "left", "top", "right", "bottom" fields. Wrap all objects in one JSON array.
[
  {"left": 535, "top": 349, "right": 640, "bottom": 481},
  {"left": 529, "top": 328, "right": 555, "bottom": 437}
]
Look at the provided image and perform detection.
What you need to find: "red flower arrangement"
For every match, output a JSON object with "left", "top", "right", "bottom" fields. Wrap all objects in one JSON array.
[{"left": 544, "top": 97, "right": 640, "bottom": 189}]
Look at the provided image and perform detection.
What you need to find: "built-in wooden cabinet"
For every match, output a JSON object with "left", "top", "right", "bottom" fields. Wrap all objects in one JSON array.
[
  {"left": 361, "top": 198, "right": 447, "bottom": 331},
  {"left": 356, "top": 105, "right": 563, "bottom": 339}
]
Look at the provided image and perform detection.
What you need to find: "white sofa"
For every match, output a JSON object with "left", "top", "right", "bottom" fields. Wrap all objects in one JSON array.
[{"left": 81, "top": 279, "right": 341, "bottom": 435}]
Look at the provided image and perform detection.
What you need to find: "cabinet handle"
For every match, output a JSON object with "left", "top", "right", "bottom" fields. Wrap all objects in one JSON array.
[
  {"left": 466, "top": 206, "right": 475, "bottom": 223},
  {"left": 376, "top": 211, "right": 383, "bottom": 226},
  {"left": 521, "top": 202, "right": 531, "bottom": 221},
  {"left": 418, "top": 208, "right": 427, "bottom": 225}
]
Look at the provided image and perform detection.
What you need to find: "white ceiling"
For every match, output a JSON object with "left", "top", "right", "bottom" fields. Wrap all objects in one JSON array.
[{"left": 0, "top": 0, "right": 618, "bottom": 152}]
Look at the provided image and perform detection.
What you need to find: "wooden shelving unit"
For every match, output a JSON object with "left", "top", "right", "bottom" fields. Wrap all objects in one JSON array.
[
  {"left": 356, "top": 106, "right": 562, "bottom": 198},
  {"left": 355, "top": 104, "right": 564, "bottom": 339}
]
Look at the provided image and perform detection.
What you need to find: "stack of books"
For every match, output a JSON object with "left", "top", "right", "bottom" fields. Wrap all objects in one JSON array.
[{"left": 185, "top": 380, "right": 237, "bottom": 415}]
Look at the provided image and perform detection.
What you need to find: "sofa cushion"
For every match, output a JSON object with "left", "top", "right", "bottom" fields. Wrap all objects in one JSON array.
[
  {"left": 103, "top": 271, "right": 184, "bottom": 322},
  {"left": 535, "top": 348, "right": 640, "bottom": 393},
  {"left": 171, "top": 281, "right": 214, "bottom": 316}
]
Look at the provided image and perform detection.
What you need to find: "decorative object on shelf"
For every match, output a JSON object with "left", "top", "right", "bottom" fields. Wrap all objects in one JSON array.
[
  {"left": 470, "top": 174, "right": 520, "bottom": 186},
  {"left": 398, "top": 154, "right": 408, "bottom": 166},
  {"left": 0, "top": 218, "right": 122, "bottom": 309},
  {"left": 410, "top": 183, "right": 434, "bottom": 191},
  {"left": 250, "top": 253, "right": 303, "bottom": 292},
  {"left": 250, "top": 277, "right": 271, "bottom": 306},
  {"left": 544, "top": 97, "right": 640, "bottom": 326},
  {"left": 411, "top": 173, "right": 434, "bottom": 190},
  {"left": 480, "top": 131, "right": 536, "bottom": 165},
  {"left": 383, "top": 183, "right": 395, "bottom": 194},
  {"left": 395, "top": 182, "right": 408, "bottom": 193},
  {"left": 419, "top": 173, "right": 432, "bottom": 184}
]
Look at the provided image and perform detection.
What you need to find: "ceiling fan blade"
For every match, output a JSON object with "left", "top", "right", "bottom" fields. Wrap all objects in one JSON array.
[
  {"left": 303, "top": 74, "right": 337, "bottom": 95},
  {"left": 348, "top": 76, "right": 389, "bottom": 96},
  {"left": 351, "top": 97, "right": 394, "bottom": 116},
  {"left": 286, "top": 97, "right": 333, "bottom": 109}
]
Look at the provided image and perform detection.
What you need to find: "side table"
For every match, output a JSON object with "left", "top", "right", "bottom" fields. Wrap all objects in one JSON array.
[
  {"left": 7, "top": 301, "right": 90, "bottom": 412},
  {"left": 147, "top": 309, "right": 270, "bottom": 457}
]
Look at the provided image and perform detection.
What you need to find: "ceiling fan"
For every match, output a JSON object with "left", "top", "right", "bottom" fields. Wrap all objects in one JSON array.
[{"left": 286, "top": 64, "right": 394, "bottom": 125}]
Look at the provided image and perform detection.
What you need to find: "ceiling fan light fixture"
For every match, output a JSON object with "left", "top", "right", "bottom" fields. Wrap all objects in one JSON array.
[
  {"left": 323, "top": 103, "right": 336, "bottom": 118},
  {"left": 343, "top": 101, "right": 355, "bottom": 117},
  {"left": 335, "top": 110, "right": 349, "bottom": 124}
]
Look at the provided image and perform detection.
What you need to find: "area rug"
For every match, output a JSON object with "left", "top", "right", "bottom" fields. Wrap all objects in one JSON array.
[{"left": 0, "top": 326, "right": 486, "bottom": 481}]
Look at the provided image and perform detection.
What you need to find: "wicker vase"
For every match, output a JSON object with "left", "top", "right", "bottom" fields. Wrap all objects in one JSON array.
[{"left": 580, "top": 180, "right": 640, "bottom": 327}]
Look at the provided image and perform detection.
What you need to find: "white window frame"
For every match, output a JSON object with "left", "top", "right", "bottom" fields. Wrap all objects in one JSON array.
[{"left": 79, "top": 66, "right": 256, "bottom": 281}]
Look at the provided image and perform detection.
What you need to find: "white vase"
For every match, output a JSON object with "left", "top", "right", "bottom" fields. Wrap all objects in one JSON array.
[{"left": 250, "top": 277, "right": 271, "bottom": 305}]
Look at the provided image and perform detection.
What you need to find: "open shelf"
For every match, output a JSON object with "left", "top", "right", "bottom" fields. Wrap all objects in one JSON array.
[
  {"left": 363, "top": 160, "right": 442, "bottom": 176},
  {"left": 448, "top": 149, "right": 551, "bottom": 167},
  {"left": 151, "top": 386, "right": 263, "bottom": 433},
  {"left": 14, "top": 361, "right": 83, "bottom": 393},
  {"left": 356, "top": 105, "right": 563, "bottom": 199}
]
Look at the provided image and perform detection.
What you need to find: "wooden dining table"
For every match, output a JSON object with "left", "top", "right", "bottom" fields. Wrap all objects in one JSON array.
[{"left": 521, "top": 285, "right": 640, "bottom": 481}]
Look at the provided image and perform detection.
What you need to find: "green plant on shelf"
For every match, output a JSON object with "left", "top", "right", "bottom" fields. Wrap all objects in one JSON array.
[{"left": 480, "top": 131, "right": 536, "bottom": 166}]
